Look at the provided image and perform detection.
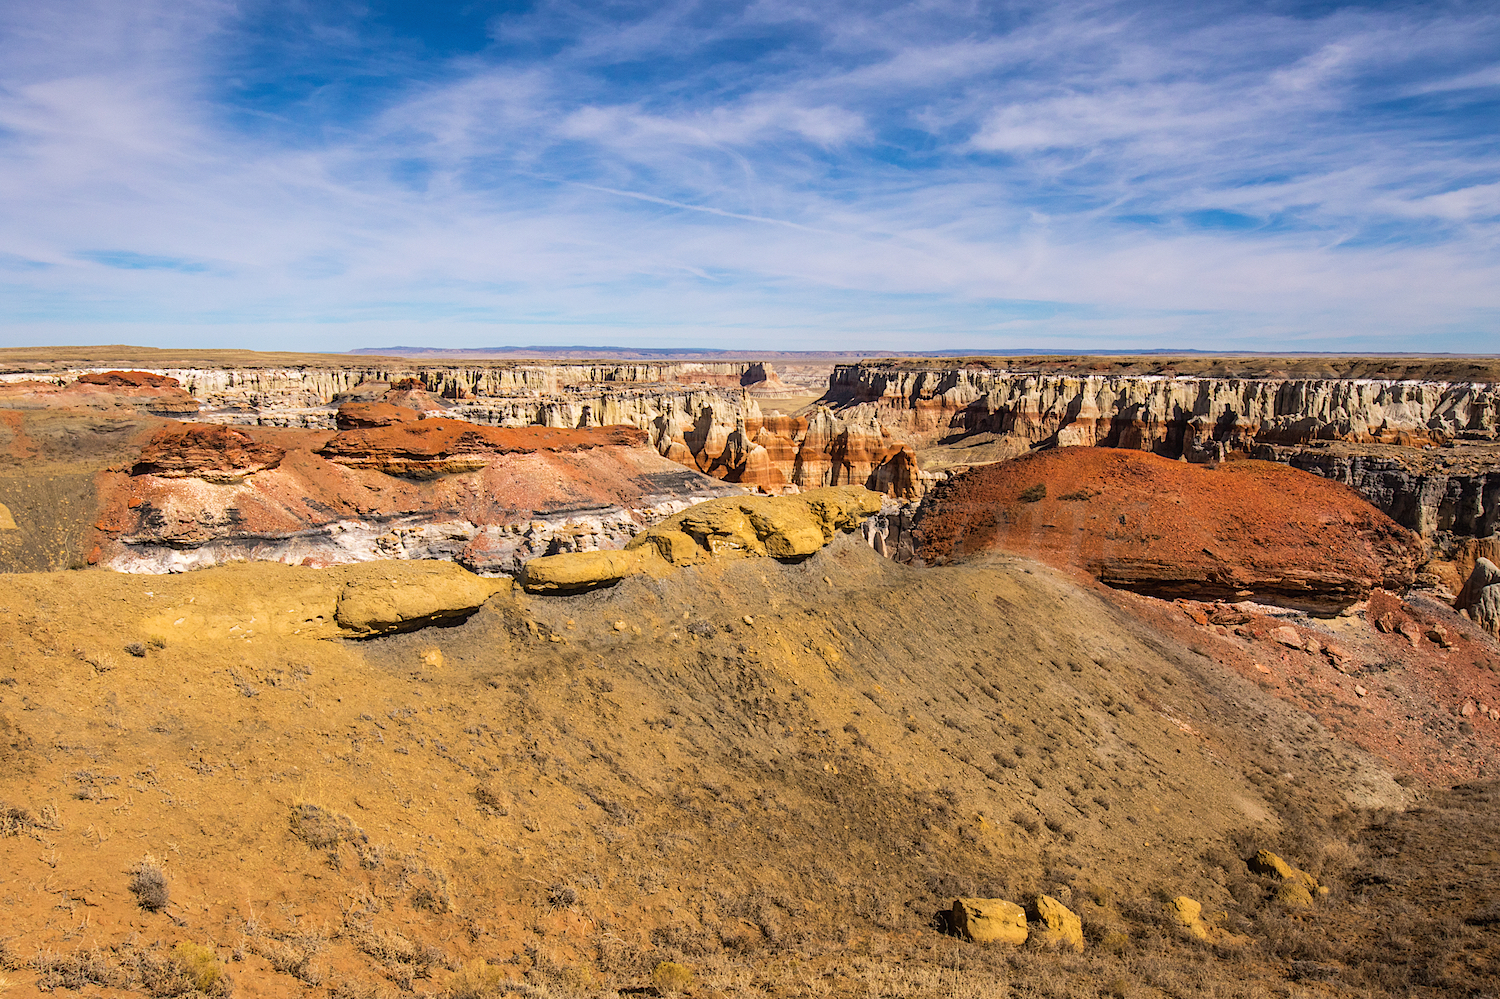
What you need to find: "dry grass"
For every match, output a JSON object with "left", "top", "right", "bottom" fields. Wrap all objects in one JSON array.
[
  {"left": 128, "top": 855, "right": 170, "bottom": 913},
  {"left": 30, "top": 940, "right": 231, "bottom": 997}
]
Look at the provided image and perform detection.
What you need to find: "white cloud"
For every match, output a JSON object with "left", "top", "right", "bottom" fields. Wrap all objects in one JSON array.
[{"left": 0, "top": 0, "right": 1497, "bottom": 350}]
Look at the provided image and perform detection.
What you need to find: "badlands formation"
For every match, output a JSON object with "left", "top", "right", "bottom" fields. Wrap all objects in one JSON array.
[{"left": 1, "top": 347, "right": 1499, "bottom": 998}]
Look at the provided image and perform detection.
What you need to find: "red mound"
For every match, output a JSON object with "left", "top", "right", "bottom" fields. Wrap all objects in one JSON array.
[
  {"left": 317, "top": 420, "right": 649, "bottom": 478},
  {"left": 132, "top": 423, "right": 286, "bottom": 481},
  {"left": 77, "top": 370, "right": 180, "bottom": 389},
  {"left": 0, "top": 372, "right": 199, "bottom": 416},
  {"left": 381, "top": 384, "right": 450, "bottom": 412},
  {"left": 335, "top": 401, "right": 422, "bottom": 430},
  {"left": 914, "top": 448, "right": 1421, "bottom": 612}
]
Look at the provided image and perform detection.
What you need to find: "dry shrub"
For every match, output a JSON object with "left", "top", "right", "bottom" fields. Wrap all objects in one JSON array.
[
  {"left": 474, "top": 781, "right": 508, "bottom": 814},
  {"left": 652, "top": 961, "right": 694, "bottom": 994},
  {"left": 252, "top": 932, "right": 324, "bottom": 984},
  {"left": 0, "top": 801, "right": 59, "bottom": 838},
  {"left": 33, "top": 947, "right": 119, "bottom": 990},
  {"left": 290, "top": 802, "right": 367, "bottom": 850},
  {"left": 129, "top": 855, "right": 170, "bottom": 913},
  {"left": 171, "top": 943, "right": 221, "bottom": 992},
  {"left": 445, "top": 959, "right": 508, "bottom": 999}
]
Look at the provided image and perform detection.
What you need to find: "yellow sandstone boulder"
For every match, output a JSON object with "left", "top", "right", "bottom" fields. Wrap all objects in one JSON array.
[
  {"left": 1169, "top": 896, "right": 1209, "bottom": 940},
  {"left": 1033, "top": 895, "right": 1084, "bottom": 951},
  {"left": 952, "top": 897, "right": 1028, "bottom": 945},
  {"left": 138, "top": 560, "right": 510, "bottom": 641},
  {"left": 1250, "top": 849, "right": 1320, "bottom": 893},
  {"left": 521, "top": 486, "right": 883, "bottom": 593}
]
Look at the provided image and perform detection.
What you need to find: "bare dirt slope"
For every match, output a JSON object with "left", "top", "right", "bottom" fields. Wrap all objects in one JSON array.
[{"left": 0, "top": 539, "right": 1427, "bottom": 998}]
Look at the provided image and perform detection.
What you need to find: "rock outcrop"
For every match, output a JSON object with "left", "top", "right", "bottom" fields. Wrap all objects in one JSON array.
[
  {"left": 134, "top": 559, "right": 508, "bottom": 640},
  {"left": 1458, "top": 558, "right": 1500, "bottom": 636},
  {"left": 316, "top": 421, "right": 648, "bottom": 479},
  {"left": 131, "top": 424, "right": 287, "bottom": 482},
  {"left": 1169, "top": 896, "right": 1210, "bottom": 940},
  {"left": 911, "top": 448, "right": 1421, "bottom": 612},
  {"left": 1255, "top": 441, "right": 1500, "bottom": 537},
  {"left": 334, "top": 401, "right": 423, "bottom": 429},
  {"left": 817, "top": 360, "right": 1500, "bottom": 529},
  {"left": 951, "top": 898, "right": 1028, "bottom": 945},
  {"left": 0, "top": 371, "right": 200, "bottom": 416},
  {"left": 1031, "top": 895, "right": 1084, "bottom": 952},
  {"left": 823, "top": 361, "right": 1500, "bottom": 453},
  {"left": 4, "top": 360, "right": 932, "bottom": 500},
  {"left": 520, "top": 486, "right": 883, "bottom": 593},
  {"left": 93, "top": 423, "right": 744, "bottom": 575}
]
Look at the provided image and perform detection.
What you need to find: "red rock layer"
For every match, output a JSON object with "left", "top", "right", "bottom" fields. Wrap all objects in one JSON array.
[
  {"left": 0, "top": 373, "right": 200, "bottom": 416},
  {"left": 317, "top": 420, "right": 649, "bottom": 478},
  {"left": 913, "top": 448, "right": 1421, "bottom": 612},
  {"left": 131, "top": 424, "right": 286, "bottom": 481},
  {"left": 335, "top": 402, "right": 423, "bottom": 429},
  {"left": 77, "top": 370, "right": 181, "bottom": 389},
  {"left": 93, "top": 422, "right": 738, "bottom": 569}
]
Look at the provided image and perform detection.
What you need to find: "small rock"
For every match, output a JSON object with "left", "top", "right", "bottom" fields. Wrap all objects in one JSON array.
[
  {"left": 1276, "top": 880, "right": 1315, "bottom": 908},
  {"left": 1355, "top": 685, "right": 1367, "bottom": 697},
  {"left": 1168, "top": 896, "right": 1208, "bottom": 940},
  {"left": 1249, "top": 850, "right": 1296, "bottom": 880},
  {"left": 1397, "top": 620, "right": 1422, "bottom": 648},
  {"left": 613, "top": 620, "right": 628, "bottom": 632},
  {"left": 1270, "top": 626, "right": 1303, "bottom": 649},
  {"left": 1427, "top": 624, "right": 1454, "bottom": 648},
  {"left": 743, "top": 615, "right": 755, "bottom": 626},
  {"left": 1032, "top": 894, "right": 1084, "bottom": 952},
  {"left": 1254, "top": 662, "right": 1271, "bottom": 674},
  {"left": 952, "top": 897, "right": 1027, "bottom": 945},
  {"left": 1249, "top": 849, "right": 1320, "bottom": 892},
  {"left": 1304, "top": 637, "right": 1322, "bottom": 655},
  {"left": 1462, "top": 700, "right": 1477, "bottom": 718}
]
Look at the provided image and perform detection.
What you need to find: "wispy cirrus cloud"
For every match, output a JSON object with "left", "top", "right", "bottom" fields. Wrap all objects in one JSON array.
[{"left": 0, "top": 0, "right": 1497, "bottom": 351}]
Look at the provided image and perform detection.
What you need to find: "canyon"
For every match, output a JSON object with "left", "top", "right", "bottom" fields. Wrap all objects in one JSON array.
[{"left": 3, "top": 346, "right": 1500, "bottom": 998}]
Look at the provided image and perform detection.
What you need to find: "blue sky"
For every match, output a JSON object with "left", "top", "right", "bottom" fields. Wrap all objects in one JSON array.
[{"left": 1, "top": 0, "right": 1498, "bottom": 353}]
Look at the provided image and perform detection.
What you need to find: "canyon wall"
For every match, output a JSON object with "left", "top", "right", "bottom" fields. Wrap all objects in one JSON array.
[
  {"left": 0, "top": 361, "right": 929, "bottom": 501},
  {"left": 823, "top": 363, "right": 1500, "bottom": 450},
  {"left": 819, "top": 361, "right": 1500, "bottom": 535}
]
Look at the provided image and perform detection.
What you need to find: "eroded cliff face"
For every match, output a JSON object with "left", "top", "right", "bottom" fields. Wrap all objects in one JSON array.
[
  {"left": 824, "top": 364, "right": 1500, "bottom": 451},
  {"left": 1, "top": 362, "right": 930, "bottom": 501},
  {"left": 821, "top": 362, "right": 1500, "bottom": 533},
  {"left": 1255, "top": 442, "right": 1500, "bottom": 537},
  {"left": 91, "top": 422, "right": 743, "bottom": 575}
]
